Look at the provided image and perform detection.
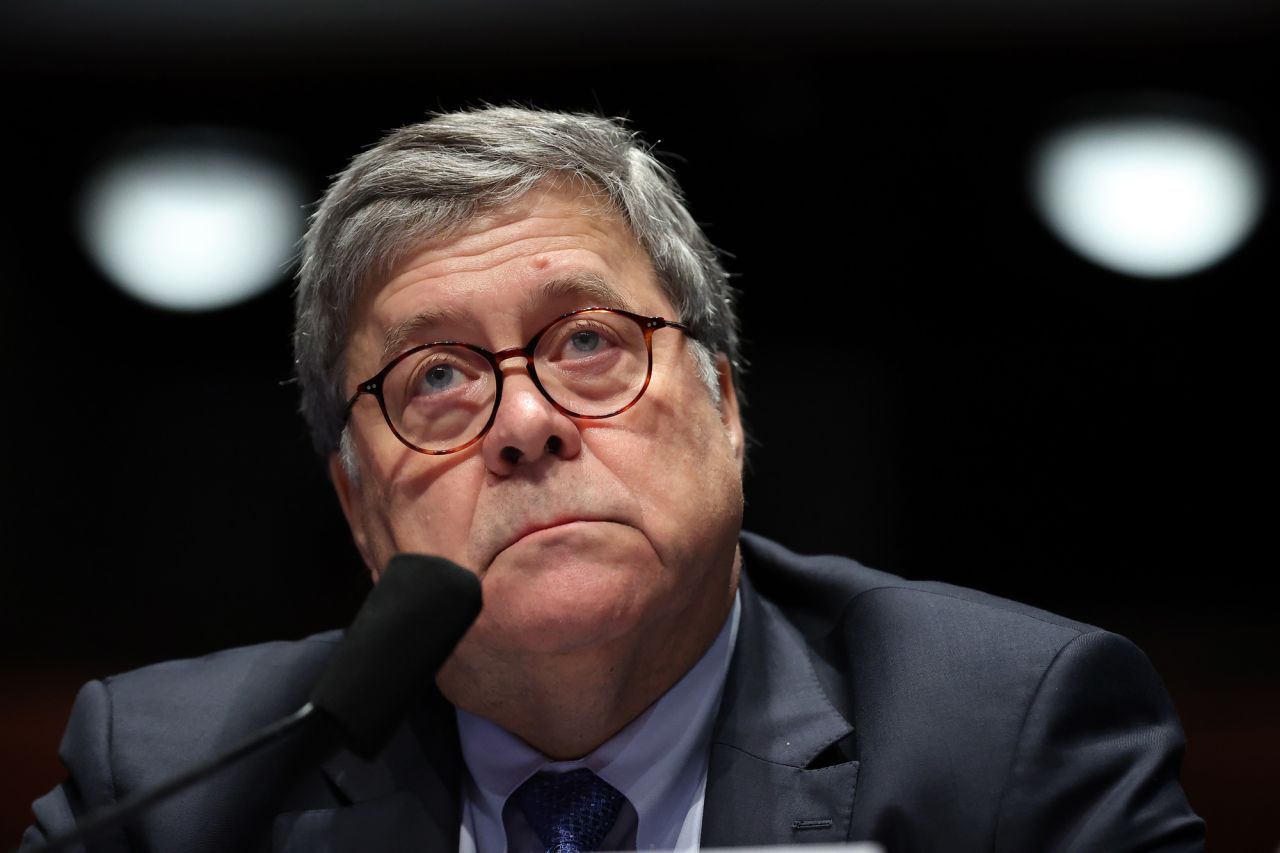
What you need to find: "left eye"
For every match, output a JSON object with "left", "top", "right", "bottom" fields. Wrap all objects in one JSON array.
[
  {"left": 568, "top": 330, "right": 601, "bottom": 354},
  {"left": 551, "top": 322, "right": 619, "bottom": 361},
  {"left": 423, "top": 364, "right": 457, "bottom": 389}
]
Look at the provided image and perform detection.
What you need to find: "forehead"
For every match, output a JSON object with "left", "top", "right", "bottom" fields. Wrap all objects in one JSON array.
[{"left": 358, "top": 185, "right": 671, "bottom": 354}]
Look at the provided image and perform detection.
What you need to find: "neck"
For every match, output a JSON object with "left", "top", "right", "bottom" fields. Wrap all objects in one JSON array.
[{"left": 437, "top": 571, "right": 738, "bottom": 760}]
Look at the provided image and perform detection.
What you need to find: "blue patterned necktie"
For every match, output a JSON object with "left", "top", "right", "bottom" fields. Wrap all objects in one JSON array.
[{"left": 514, "top": 768, "right": 625, "bottom": 853}]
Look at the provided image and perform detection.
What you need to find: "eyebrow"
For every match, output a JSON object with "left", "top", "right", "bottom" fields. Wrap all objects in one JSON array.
[{"left": 379, "top": 272, "right": 639, "bottom": 362}]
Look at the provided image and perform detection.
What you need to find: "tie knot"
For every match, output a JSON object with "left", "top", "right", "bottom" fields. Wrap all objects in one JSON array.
[{"left": 514, "top": 768, "right": 625, "bottom": 853}]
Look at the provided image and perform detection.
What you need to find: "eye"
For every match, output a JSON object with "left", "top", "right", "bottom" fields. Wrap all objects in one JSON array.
[
  {"left": 423, "top": 363, "right": 456, "bottom": 389},
  {"left": 407, "top": 352, "right": 480, "bottom": 398},
  {"left": 552, "top": 320, "right": 620, "bottom": 362},
  {"left": 568, "top": 329, "right": 602, "bottom": 354}
]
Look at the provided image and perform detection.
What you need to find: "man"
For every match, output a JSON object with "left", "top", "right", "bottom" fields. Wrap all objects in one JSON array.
[{"left": 23, "top": 107, "right": 1204, "bottom": 852}]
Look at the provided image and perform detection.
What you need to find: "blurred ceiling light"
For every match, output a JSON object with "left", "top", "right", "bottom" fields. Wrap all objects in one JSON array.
[
  {"left": 1032, "top": 115, "right": 1265, "bottom": 278},
  {"left": 80, "top": 133, "right": 306, "bottom": 311}
]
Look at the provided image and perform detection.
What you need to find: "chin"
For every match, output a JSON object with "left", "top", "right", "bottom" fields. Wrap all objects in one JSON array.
[{"left": 473, "top": 552, "right": 658, "bottom": 656}]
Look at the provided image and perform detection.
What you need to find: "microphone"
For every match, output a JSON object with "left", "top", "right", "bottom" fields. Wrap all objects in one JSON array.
[
  {"left": 310, "top": 553, "right": 483, "bottom": 759},
  {"left": 30, "top": 554, "right": 482, "bottom": 853}
]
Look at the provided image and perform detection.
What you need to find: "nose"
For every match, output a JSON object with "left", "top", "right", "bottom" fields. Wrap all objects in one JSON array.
[{"left": 481, "top": 362, "right": 582, "bottom": 476}]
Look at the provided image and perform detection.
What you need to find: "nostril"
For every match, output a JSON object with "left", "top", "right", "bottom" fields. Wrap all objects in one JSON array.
[
  {"left": 545, "top": 435, "right": 563, "bottom": 454},
  {"left": 501, "top": 446, "right": 523, "bottom": 464}
]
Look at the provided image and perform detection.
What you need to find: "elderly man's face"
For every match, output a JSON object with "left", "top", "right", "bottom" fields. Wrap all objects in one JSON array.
[{"left": 332, "top": 184, "right": 744, "bottom": 675}]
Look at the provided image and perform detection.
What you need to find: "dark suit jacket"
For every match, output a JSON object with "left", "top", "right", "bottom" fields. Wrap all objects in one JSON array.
[{"left": 23, "top": 532, "right": 1205, "bottom": 852}]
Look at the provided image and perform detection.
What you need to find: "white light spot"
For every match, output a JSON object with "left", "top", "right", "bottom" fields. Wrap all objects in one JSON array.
[
  {"left": 80, "top": 137, "right": 306, "bottom": 311},
  {"left": 1033, "top": 117, "right": 1265, "bottom": 278}
]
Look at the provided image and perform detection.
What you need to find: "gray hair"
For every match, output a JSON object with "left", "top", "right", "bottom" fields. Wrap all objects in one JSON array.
[{"left": 294, "top": 106, "right": 741, "bottom": 458}]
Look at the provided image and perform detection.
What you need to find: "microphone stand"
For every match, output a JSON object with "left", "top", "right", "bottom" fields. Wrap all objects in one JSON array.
[{"left": 27, "top": 703, "right": 323, "bottom": 853}]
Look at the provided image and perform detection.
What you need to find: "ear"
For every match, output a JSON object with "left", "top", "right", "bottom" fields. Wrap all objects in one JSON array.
[
  {"left": 328, "top": 451, "right": 380, "bottom": 579},
  {"left": 715, "top": 353, "right": 745, "bottom": 468}
]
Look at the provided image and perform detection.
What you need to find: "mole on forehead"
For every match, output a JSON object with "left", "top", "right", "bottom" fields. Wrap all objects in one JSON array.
[
  {"left": 396, "top": 217, "right": 629, "bottom": 282},
  {"left": 378, "top": 272, "right": 639, "bottom": 361}
]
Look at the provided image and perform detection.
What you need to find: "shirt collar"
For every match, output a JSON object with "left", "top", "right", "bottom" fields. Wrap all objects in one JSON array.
[{"left": 457, "top": 589, "right": 741, "bottom": 851}]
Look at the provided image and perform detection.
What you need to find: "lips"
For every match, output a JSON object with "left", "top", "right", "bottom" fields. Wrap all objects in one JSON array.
[
  {"left": 506, "top": 516, "right": 613, "bottom": 550},
  {"left": 478, "top": 512, "right": 640, "bottom": 571},
  {"left": 471, "top": 473, "right": 641, "bottom": 572}
]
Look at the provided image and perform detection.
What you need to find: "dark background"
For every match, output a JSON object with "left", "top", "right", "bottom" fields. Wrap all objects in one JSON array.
[{"left": 2, "top": 1, "right": 1276, "bottom": 849}]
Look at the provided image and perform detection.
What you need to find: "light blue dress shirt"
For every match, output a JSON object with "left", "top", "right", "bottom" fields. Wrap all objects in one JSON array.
[{"left": 457, "top": 591, "right": 742, "bottom": 853}]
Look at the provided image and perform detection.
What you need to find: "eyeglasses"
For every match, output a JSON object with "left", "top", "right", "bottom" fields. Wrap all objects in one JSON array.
[{"left": 343, "top": 307, "right": 692, "bottom": 455}]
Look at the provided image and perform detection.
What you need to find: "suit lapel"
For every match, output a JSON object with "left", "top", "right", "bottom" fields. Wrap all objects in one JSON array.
[
  {"left": 273, "top": 688, "right": 462, "bottom": 852},
  {"left": 702, "top": 570, "right": 860, "bottom": 847}
]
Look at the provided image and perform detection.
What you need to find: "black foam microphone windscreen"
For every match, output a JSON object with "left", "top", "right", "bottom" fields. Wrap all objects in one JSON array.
[{"left": 309, "top": 554, "right": 482, "bottom": 760}]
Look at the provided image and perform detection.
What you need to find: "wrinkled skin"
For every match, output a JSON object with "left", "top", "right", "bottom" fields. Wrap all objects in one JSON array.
[{"left": 331, "top": 184, "right": 745, "bottom": 757}]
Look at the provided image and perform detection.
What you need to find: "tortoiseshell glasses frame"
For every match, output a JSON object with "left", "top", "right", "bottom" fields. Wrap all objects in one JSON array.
[{"left": 341, "top": 307, "right": 692, "bottom": 456}]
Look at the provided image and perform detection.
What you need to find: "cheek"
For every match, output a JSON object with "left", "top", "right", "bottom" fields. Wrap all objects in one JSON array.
[
  {"left": 592, "top": 391, "right": 742, "bottom": 550},
  {"left": 363, "top": 454, "right": 488, "bottom": 570}
]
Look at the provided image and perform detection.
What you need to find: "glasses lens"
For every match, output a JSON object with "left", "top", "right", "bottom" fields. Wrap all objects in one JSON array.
[
  {"left": 383, "top": 345, "right": 496, "bottom": 452},
  {"left": 534, "top": 310, "right": 649, "bottom": 416}
]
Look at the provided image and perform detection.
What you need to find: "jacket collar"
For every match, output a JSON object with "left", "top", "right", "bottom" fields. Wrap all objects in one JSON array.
[{"left": 701, "top": 560, "right": 860, "bottom": 846}]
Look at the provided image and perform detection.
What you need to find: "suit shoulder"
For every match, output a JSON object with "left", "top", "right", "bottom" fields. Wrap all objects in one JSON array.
[
  {"left": 27, "top": 632, "right": 350, "bottom": 852},
  {"left": 104, "top": 631, "right": 341, "bottom": 702},
  {"left": 737, "top": 536, "right": 1202, "bottom": 849},
  {"left": 98, "top": 631, "right": 343, "bottom": 759},
  {"left": 740, "top": 530, "right": 1096, "bottom": 643}
]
